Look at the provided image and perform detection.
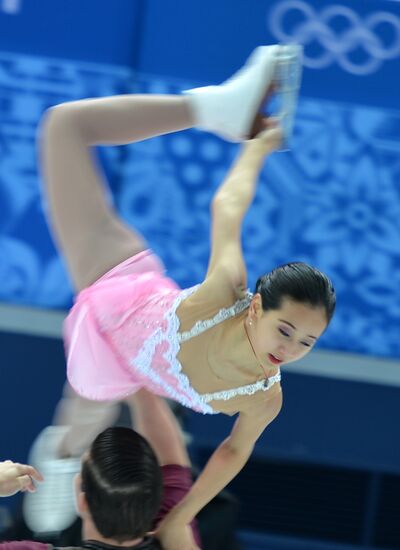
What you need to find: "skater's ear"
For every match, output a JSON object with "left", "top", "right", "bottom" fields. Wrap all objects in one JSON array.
[{"left": 74, "top": 472, "right": 89, "bottom": 517}]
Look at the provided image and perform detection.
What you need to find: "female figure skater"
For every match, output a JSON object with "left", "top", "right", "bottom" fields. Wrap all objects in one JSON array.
[{"left": 30, "top": 45, "right": 335, "bottom": 549}]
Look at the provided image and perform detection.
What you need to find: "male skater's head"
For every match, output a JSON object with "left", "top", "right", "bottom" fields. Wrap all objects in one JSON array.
[{"left": 76, "top": 426, "right": 162, "bottom": 546}]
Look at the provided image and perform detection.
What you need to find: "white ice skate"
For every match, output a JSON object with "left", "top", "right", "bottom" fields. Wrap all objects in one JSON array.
[
  {"left": 23, "top": 426, "right": 80, "bottom": 535},
  {"left": 185, "top": 44, "right": 303, "bottom": 148}
]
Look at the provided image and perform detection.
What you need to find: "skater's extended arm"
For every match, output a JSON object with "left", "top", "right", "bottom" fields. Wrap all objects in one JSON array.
[
  {"left": 206, "top": 122, "right": 283, "bottom": 288},
  {"left": 157, "top": 390, "right": 282, "bottom": 548}
]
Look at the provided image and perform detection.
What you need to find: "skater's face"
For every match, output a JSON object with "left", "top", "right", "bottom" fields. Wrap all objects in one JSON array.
[{"left": 249, "top": 296, "right": 327, "bottom": 368}]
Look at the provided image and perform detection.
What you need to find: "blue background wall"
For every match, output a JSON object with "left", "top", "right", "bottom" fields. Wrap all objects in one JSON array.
[{"left": 1, "top": 0, "right": 400, "bottom": 359}]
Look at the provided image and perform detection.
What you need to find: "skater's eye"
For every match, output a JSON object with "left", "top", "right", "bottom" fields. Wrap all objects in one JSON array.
[{"left": 300, "top": 341, "right": 312, "bottom": 348}]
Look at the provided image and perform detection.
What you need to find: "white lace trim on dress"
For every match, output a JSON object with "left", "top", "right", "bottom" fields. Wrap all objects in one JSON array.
[
  {"left": 162, "top": 285, "right": 217, "bottom": 414},
  {"left": 132, "top": 286, "right": 281, "bottom": 413},
  {"left": 178, "top": 291, "right": 253, "bottom": 343},
  {"left": 199, "top": 370, "right": 281, "bottom": 403},
  {"left": 131, "top": 284, "right": 216, "bottom": 415}
]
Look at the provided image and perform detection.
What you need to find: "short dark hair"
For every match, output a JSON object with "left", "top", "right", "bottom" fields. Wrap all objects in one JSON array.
[
  {"left": 81, "top": 427, "right": 162, "bottom": 542},
  {"left": 255, "top": 262, "right": 336, "bottom": 323}
]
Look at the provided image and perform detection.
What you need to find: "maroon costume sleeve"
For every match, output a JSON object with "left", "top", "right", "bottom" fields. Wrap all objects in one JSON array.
[
  {"left": 0, "top": 543, "right": 50, "bottom": 550},
  {"left": 152, "top": 465, "right": 202, "bottom": 548}
]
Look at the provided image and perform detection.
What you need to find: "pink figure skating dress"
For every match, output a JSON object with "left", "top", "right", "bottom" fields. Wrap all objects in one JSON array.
[{"left": 64, "top": 250, "right": 281, "bottom": 414}]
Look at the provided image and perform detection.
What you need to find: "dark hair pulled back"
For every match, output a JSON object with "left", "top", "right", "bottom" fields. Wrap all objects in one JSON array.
[
  {"left": 255, "top": 262, "right": 336, "bottom": 323},
  {"left": 81, "top": 427, "right": 162, "bottom": 543}
]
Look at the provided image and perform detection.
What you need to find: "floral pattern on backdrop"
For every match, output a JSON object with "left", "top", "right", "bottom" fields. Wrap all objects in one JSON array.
[{"left": 0, "top": 53, "right": 399, "bottom": 357}]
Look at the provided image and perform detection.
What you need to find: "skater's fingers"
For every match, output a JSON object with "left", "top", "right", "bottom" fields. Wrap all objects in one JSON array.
[
  {"left": 264, "top": 116, "right": 280, "bottom": 128},
  {"left": 249, "top": 114, "right": 279, "bottom": 139},
  {"left": 248, "top": 112, "right": 266, "bottom": 139},
  {"left": 254, "top": 124, "right": 283, "bottom": 147}
]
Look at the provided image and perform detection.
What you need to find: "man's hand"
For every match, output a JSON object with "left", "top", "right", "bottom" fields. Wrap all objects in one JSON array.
[{"left": 0, "top": 460, "right": 44, "bottom": 497}]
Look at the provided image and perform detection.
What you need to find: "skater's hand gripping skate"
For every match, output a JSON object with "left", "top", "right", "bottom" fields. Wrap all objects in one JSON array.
[
  {"left": 0, "top": 460, "right": 43, "bottom": 497},
  {"left": 185, "top": 44, "right": 302, "bottom": 145},
  {"left": 244, "top": 117, "right": 284, "bottom": 155}
]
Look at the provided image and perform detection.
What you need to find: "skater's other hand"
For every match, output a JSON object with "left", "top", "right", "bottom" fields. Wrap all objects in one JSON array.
[
  {"left": 156, "top": 522, "right": 201, "bottom": 550},
  {"left": 0, "top": 460, "right": 44, "bottom": 497}
]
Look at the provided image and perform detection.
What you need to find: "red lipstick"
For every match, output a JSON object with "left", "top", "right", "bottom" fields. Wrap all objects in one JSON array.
[{"left": 268, "top": 353, "right": 283, "bottom": 365}]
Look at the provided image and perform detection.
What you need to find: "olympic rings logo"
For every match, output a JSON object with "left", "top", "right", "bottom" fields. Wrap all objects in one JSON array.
[{"left": 269, "top": 1, "right": 400, "bottom": 75}]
